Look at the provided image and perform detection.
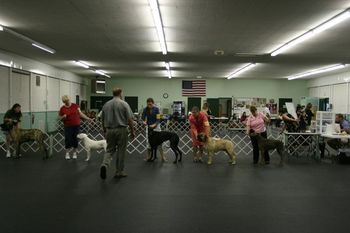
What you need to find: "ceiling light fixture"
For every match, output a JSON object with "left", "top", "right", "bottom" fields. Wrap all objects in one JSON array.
[
  {"left": 164, "top": 62, "right": 172, "bottom": 79},
  {"left": 74, "top": 60, "right": 90, "bottom": 69},
  {"left": 31, "top": 43, "right": 55, "bottom": 54},
  {"left": 288, "top": 64, "right": 347, "bottom": 80},
  {"left": 95, "top": 70, "right": 111, "bottom": 78},
  {"left": 148, "top": 0, "right": 167, "bottom": 55},
  {"left": 227, "top": 63, "right": 256, "bottom": 79},
  {"left": 0, "top": 25, "right": 56, "bottom": 54},
  {"left": 271, "top": 9, "right": 350, "bottom": 56}
]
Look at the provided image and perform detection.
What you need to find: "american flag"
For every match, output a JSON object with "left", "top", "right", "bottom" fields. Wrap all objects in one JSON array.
[{"left": 182, "top": 80, "right": 206, "bottom": 96}]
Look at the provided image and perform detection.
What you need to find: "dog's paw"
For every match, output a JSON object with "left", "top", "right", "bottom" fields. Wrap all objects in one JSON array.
[
  {"left": 230, "top": 160, "right": 236, "bottom": 165},
  {"left": 85, "top": 158, "right": 90, "bottom": 162},
  {"left": 207, "top": 161, "right": 212, "bottom": 165}
]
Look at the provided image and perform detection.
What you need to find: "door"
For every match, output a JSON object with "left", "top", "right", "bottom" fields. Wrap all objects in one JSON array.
[
  {"left": 206, "top": 98, "right": 219, "bottom": 117},
  {"left": 125, "top": 96, "right": 138, "bottom": 113},
  {"left": 90, "top": 96, "right": 113, "bottom": 111},
  {"left": 278, "top": 98, "right": 293, "bottom": 111},
  {"left": 187, "top": 97, "right": 201, "bottom": 113}
]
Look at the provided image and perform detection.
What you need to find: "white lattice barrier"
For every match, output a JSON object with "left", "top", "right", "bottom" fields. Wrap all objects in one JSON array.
[{"left": 0, "top": 119, "right": 285, "bottom": 158}]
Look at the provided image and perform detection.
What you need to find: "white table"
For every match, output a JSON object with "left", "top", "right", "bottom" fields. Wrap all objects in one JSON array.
[{"left": 321, "top": 134, "right": 350, "bottom": 139}]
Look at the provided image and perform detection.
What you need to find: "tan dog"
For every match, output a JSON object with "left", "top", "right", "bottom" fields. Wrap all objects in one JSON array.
[{"left": 197, "top": 133, "right": 237, "bottom": 165}]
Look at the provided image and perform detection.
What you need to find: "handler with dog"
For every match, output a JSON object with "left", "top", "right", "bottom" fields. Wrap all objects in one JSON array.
[
  {"left": 59, "top": 95, "right": 91, "bottom": 160},
  {"left": 246, "top": 105, "right": 270, "bottom": 164},
  {"left": 142, "top": 97, "right": 166, "bottom": 162},
  {"left": 1, "top": 103, "right": 22, "bottom": 158},
  {"left": 189, "top": 106, "right": 211, "bottom": 163}
]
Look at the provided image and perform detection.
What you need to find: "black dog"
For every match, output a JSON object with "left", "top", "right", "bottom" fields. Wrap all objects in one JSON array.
[
  {"left": 249, "top": 129, "right": 284, "bottom": 165},
  {"left": 147, "top": 127, "right": 182, "bottom": 164}
]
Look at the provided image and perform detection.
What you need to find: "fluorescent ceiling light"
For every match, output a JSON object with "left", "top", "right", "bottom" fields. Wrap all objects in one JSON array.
[
  {"left": 32, "top": 43, "right": 55, "bottom": 54},
  {"left": 167, "top": 70, "right": 172, "bottom": 79},
  {"left": 1, "top": 26, "right": 56, "bottom": 54},
  {"left": 288, "top": 64, "right": 346, "bottom": 80},
  {"left": 148, "top": 0, "right": 167, "bottom": 55},
  {"left": 271, "top": 9, "right": 350, "bottom": 56},
  {"left": 74, "top": 60, "right": 90, "bottom": 69},
  {"left": 314, "top": 10, "right": 350, "bottom": 33},
  {"left": 227, "top": 63, "right": 256, "bottom": 79},
  {"left": 164, "top": 62, "right": 172, "bottom": 78},
  {"left": 95, "top": 70, "right": 111, "bottom": 78},
  {"left": 164, "top": 62, "right": 170, "bottom": 70}
]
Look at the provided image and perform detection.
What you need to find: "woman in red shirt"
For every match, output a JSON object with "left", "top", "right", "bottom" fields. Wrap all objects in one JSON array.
[
  {"left": 189, "top": 106, "right": 211, "bottom": 163},
  {"left": 59, "top": 95, "right": 91, "bottom": 160}
]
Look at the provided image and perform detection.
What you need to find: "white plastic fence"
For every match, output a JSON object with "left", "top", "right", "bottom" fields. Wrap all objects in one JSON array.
[{"left": 0, "top": 120, "right": 284, "bottom": 157}]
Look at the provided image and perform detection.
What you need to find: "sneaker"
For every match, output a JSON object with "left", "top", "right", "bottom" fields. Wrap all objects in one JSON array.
[
  {"left": 100, "top": 165, "right": 107, "bottom": 180},
  {"left": 72, "top": 153, "right": 77, "bottom": 159},
  {"left": 65, "top": 153, "right": 70, "bottom": 160},
  {"left": 118, "top": 171, "right": 128, "bottom": 178},
  {"left": 6, "top": 151, "right": 11, "bottom": 158}
]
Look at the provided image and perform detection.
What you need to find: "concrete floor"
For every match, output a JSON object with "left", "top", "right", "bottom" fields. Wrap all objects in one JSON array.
[{"left": 1, "top": 151, "right": 350, "bottom": 233}]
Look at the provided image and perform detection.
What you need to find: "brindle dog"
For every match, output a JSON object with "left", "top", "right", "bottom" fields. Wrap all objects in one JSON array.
[
  {"left": 8, "top": 124, "right": 49, "bottom": 159},
  {"left": 249, "top": 129, "right": 284, "bottom": 165}
]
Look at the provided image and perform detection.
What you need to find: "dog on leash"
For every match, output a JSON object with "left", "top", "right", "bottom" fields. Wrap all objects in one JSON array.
[
  {"left": 77, "top": 133, "right": 107, "bottom": 161},
  {"left": 249, "top": 129, "right": 284, "bottom": 165},
  {"left": 147, "top": 127, "right": 182, "bottom": 164},
  {"left": 197, "top": 133, "right": 237, "bottom": 165},
  {"left": 7, "top": 124, "right": 48, "bottom": 159}
]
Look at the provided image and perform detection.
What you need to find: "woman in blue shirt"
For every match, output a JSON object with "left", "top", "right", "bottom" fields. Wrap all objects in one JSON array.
[{"left": 142, "top": 98, "right": 166, "bottom": 161}]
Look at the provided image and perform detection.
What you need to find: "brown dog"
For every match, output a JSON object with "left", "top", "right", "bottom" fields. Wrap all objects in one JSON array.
[
  {"left": 250, "top": 131, "right": 284, "bottom": 165},
  {"left": 9, "top": 126, "right": 48, "bottom": 159},
  {"left": 197, "top": 133, "right": 237, "bottom": 165}
]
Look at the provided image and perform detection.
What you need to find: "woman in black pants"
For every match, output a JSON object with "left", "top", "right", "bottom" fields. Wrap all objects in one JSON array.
[{"left": 246, "top": 106, "right": 270, "bottom": 164}]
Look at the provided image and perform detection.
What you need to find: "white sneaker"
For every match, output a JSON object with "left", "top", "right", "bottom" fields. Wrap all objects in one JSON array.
[
  {"left": 6, "top": 151, "right": 11, "bottom": 158},
  {"left": 72, "top": 153, "right": 77, "bottom": 159},
  {"left": 65, "top": 153, "right": 70, "bottom": 160}
]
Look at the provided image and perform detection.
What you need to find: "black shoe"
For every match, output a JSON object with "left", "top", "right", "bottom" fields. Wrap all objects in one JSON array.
[
  {"left": 265, "top": 161, "right": 270, "bottom": 164},
  {"left": 253, "top": 161, "right": 258, "bottom": 164},
  {"left": 100, "top": 166, "right": 107, "bottom": 180}
]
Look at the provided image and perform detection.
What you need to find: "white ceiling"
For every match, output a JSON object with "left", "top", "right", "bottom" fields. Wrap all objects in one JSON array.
[{"left": 0, "top": 0, "right": 349, "bottom": 79}]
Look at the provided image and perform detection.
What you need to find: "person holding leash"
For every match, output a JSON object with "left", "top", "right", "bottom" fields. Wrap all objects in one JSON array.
[
  {"left": 246, "top": 105, "right": 270, "bottom": 164},
  {"left": 142, "top": 97, "right": 167, "bottom": 162},
  {"left": 1, "top": 103, "right": 22, "bottom": 158},
  {"left": 59, "top": 95, "right": 91, "bottom": 160},
  {"left": 189, "top": 106, "right": 211, "bottom": 163}
]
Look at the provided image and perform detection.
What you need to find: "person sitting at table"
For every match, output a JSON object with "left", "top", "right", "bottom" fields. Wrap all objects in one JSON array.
[{"left": 328, "top": 114, "right": 350, "bottom": 149}]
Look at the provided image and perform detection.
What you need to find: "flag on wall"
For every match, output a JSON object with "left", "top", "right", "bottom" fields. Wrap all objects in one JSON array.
[{"left": 182, "top": 80, "right": 206, "bottom": 96}]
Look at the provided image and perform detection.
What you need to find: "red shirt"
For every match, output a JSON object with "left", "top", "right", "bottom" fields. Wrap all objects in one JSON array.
[
  {"left": 59, "top": 103, "right": 80, "bottom": 127},
  {"left": 189, "top": 112, "right": 210, "bottom": 134}
]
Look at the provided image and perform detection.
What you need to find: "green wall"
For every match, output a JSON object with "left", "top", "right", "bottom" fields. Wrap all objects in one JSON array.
[{"left": 88, "top": 77, "right": 308, "bottom": 113}]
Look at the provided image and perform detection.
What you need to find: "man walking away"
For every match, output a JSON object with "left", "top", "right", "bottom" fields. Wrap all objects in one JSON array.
[{"left": 100, "top": 87, "right": 135, "bottom": 180}]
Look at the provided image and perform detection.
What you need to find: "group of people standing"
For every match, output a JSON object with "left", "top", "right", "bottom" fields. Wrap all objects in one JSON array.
[{"left": 2, "top": 88, "right": 319, "bottom": 180}]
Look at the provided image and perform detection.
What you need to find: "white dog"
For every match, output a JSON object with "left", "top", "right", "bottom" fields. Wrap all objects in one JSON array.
[{"left": 77, "top": 133, "right": 107, "bottom": 161}]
